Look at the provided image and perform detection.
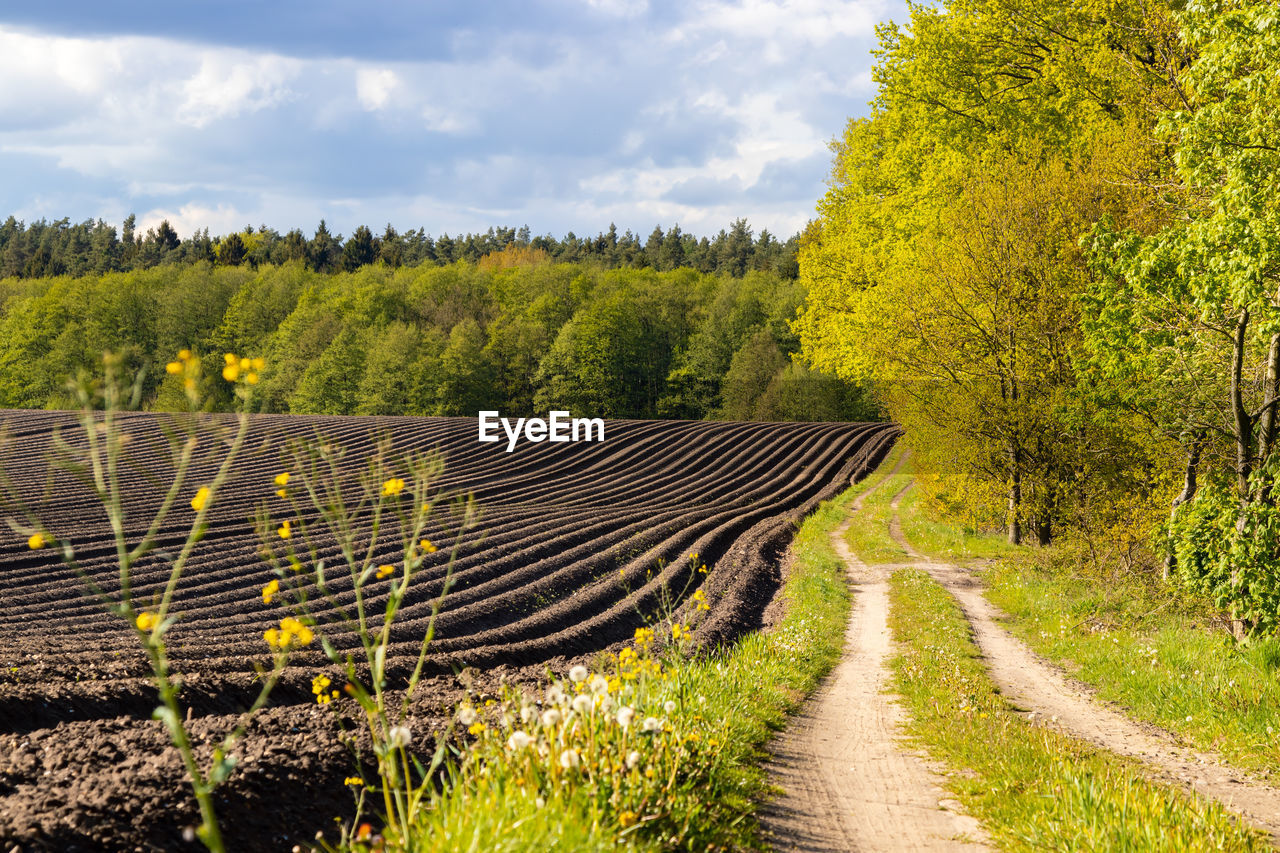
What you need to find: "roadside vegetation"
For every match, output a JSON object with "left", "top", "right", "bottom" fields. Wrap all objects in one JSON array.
[
  {"left": 985, "top": 561, "right": 1280, "bottom": 781},
  {"left": 378, "top": 466, "right": 885, "bottom": 850}
]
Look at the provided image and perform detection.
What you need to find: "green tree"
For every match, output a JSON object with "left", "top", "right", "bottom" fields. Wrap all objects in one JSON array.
[{"left": 1085, "top": 0, "right": 1280, "bottom": 631}]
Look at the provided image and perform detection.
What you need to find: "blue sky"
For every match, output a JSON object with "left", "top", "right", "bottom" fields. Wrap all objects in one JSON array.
[{"left": 0, "top": 1, "right": 906, "bottom": 242}]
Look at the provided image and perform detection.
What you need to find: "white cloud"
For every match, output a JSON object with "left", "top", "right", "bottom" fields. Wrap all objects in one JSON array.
[
  {"left": 138, "top": 201, "right": 249, "bottom": 237},
  {"left": 177, "top": 52, "right": 299, "bottom": 128},
  {"left": 583, "top": 0, "right": 649, "bottom": 17},
  {"left": 678, "top": 0, "right": 886, "bottom": 47},
  {"left": 355, "top": 67, "right": 400, "bottom": 111}
]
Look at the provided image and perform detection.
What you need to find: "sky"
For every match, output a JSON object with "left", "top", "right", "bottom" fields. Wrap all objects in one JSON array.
[{"left": 0, "top": 0, "right": 907, "bottom": 243}]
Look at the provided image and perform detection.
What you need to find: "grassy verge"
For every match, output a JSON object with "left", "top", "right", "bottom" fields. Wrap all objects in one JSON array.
[
  {"left": 386, "top": 448, "right": 891, "bottom": 851},
  {"left": 887, "top": 475, "right": 1280, "bottom": 783},
  {"left": 984, "top": 562, "right": 1280, "bottom": 780},
  {"left": 887, "top": 567, "right": 1266, "bottom": 851}
]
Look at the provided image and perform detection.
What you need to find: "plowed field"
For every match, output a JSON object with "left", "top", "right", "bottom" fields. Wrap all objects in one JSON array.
[{"left": 0, "top": 411, "right": 895, "bottom": 851}]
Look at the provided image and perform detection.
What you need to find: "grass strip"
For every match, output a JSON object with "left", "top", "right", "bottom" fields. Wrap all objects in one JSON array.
[
  {"left": 887, "top": 567, "right": 1267, "bottom": 851},
  {"left": 393, "top": 446, "right": 893, "bottom": 851},
  {"left": 841, "top": 443, "right": 913, "bottom": 564}
]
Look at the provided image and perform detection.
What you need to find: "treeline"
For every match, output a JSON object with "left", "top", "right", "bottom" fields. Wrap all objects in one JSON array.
[
  {"left": 0, "top": 216, "right": 798, "bottom": 280},
  {"left": 0, "top": 252, "right": 875, "bottom": 424},
  {"left": 799, "top": 0, "right": 1280, "bottom": 633}
]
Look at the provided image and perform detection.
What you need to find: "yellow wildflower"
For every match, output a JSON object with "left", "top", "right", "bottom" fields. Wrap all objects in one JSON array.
[
  {"left": 251, "top": 357, "right": 265, "bottom": 371},
  {"left": 312, "top": 674, "right": 331, "bottom": 694},
  {"left": 382, "top": 477, "right": 405, "bottom": 496},
  {"left": 275, "top": 488, "right": 288, "bottom": 499},
  {"left": 344, "top": 777, "right": 363, "bottom": 787},
  {"left": 165, "top": 361, "right": 183, "bottom": 375},
  {"left": 265, "top": 616, "right": 313, "bottom": 650},
  {"left": 178, "top": 349, "right": 192, "bottom": 361},
  {"left": 376, "top": 564, "right": 395, "bottom": 579},
  {"left": 419, "top": 538, "right": 437, "bottom": 554},
  {"left": 190, "top": 486, "right": 210, "bottom": 512},
  {"left": 27, "top": 532, "right": 45, "bottom": 549},
  {"left": 262, "top": 578, "right": 279, "bottom": 605},
  {"left": 468, "top": 721, "right": 486, "bottom": 736},
  {"left": 222, "top": 363, "right": 239, "bottom": 382},
  {"left": 273, "top": 471, "right": 290, "bottom": 487},
  {"left": 277, "top": 520, "right": 292, "bottom": 539},
  {"left": 619, "top": 811, "right": 638, "bottom": 828},
  {"left": 136, "top": 611, "right": 157, "bottom": 631}
]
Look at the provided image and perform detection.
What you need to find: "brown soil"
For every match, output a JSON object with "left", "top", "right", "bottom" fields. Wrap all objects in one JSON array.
[
  {"left": 887, "top": 480, "right": 1280, "bottom": 846},
  {"left": 0, "top": 411, "right": 895, "bottom": 851},
  {"left": 761, "top": 456, "right": 989, "bottom": 852}
]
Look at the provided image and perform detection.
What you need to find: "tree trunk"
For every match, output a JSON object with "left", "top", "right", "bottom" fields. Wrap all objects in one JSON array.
[
  {"left": 1035, "top": 515, "right": 1051, "bottom": 546},
  {"left": 1162, "top": 431, "right": 1203, "bottom": 581},
  {"left": 1254, "top": 329, "right": 1280, "bottom": 505},
  {"left": 1231, "top": 307, "right": 1253, "bottom": 501},
  {"left": 1007, "top": 442, "right": 1022, "bottom": 545},
  {"left": 1229, "top": 309, "right": 1254, "bottom": 637}
]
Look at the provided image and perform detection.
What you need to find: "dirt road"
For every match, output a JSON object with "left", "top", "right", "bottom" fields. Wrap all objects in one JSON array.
[{"left": 760, "top": 463, "right": 989, "bottom": 852}]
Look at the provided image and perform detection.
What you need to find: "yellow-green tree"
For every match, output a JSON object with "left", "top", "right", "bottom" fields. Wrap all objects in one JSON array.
[{"left": 797, "top": 0, "right": 1181, "bottom": 543}]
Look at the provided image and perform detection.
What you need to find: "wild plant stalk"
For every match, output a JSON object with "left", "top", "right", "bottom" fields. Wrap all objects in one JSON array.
[
  {"left": 4, "top": 350, "right": 291, "bottom": 853},
  {"left": 256, "top": 434, "right": 477, "bottom": 845}
]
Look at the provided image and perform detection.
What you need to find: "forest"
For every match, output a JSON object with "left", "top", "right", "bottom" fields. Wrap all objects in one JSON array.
[
  {"left": 0, "top": 240, "right": 874, "bottom": 425},
  {"left": 796, "top": 0, "right": 1280, "bottom": 634},
  {"left": 0, "top": 215, "right": 798, "bottom": 280}
]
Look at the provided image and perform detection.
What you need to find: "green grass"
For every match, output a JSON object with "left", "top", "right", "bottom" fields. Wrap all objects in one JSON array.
[
  {"left": 896, "top": 485, "right": 1019, "bottom": 562},
  {"left": 842, "top": 443, "right": 913, "bottom": 563},
  {"left": 391, "top": 443, "right": 884, "bottom": 851},
  {"left": 887, "top": 567, "right": 1266, "bottom": 852}
]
